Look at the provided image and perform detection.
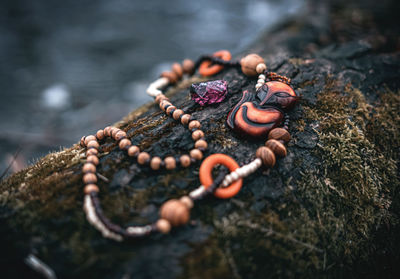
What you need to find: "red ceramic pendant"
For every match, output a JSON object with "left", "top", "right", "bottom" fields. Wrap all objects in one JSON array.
[{"left": 227, "top": 81, "right": 297, "bottom": 138}]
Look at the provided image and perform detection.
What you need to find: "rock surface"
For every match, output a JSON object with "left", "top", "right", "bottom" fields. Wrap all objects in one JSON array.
[{"left": 1, "top": 0, "right": 399, "bottom": 278}]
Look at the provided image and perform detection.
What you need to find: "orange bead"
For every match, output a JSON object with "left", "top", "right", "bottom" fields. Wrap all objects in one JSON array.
[
  {"left": 171, "top": 63, "right": 183, "bottom": 79},
  {"left": 172, "top": 109, "right": 184, "bottom": 120},
  {"left": 179, "top": 155, "right": 191, "bottom": 168},
  {"left": 161, "top": 71, "right": 178, "bottom": 84},
  {"left": 256, "top": 147, "right": 276, "bottom": 167},
  {"left": 111, "top": 128, "right": 120, "bottom": 138},
  {"left": 160, "top": 100, "right": 172, "bottom": 111},
  {"left": 83, "top": 173, "right": 97, "bottom": 184},
  {"left": 137, "top": 152, "right": 150, "bottom": 165},
  {"left": 240, "top": 54, "right": 265, "bottom": 76},
  {"left": 87, "top": 155, "right": 99, "bottom": 165},
  {"left": 160, "top": 199, "right": 190, "bottom": 226},
  {"left": 96, "top": 130, "right": 105, "bottom": 140},
  {"left": 195, "top": 139, "right": 208, "bottom": 150},
  {"left": 128, "top": 146, "right": 140, "bottom": 157},
  {"left": 190, "top": 149, "right": 203, "bottom": 160},
  {"left": 86, "top": 148, "right": 98, "bottom": 156},
  {"left": 84, "top": 184, "right": 99, "bottom": 194},
  {"left": 166, "top": 105, "right": 176, "bottom": 115},
  {"left": 150, "top": 157, "right": 162, "bottom": 170},
  {"left": 265, "top": 139, "right": 287, "bottom": 157},
  {"left": 188, "top": 120, "right": 201, "bottom": 130},
  {"left": 155, "top": 94, "right": 168, "bottom": 104},
  {"left": 115, "top": 131, "right": 127, "bottom": 141},
  {"left": 84, "top": 135, "right": 96, "bottom": 146},
  {"left": 182, "top": 59, "right": 195, "bottom": 75},
  {"left": 119, "top": 138, "right": 131, "bottom": 150},
  {"left": 268, "top": 128, "right": 290, "bottom": 143},
  {"left": 180, "top": 114, "right": 191, "bottom": 125},
  {"left": 104, "top": 126, "right": 112, "bottom": 137},
  {"left": 87, "top": 140, "right": 99, "bottom": 149},
  {"left": 192, "top": 130, "right": 204, "bottom": 141},
  {"left": 82, "top": 163, "right": 96, "bottom": 173},
  {"left": 164, "top": 156, "right": 176, "bottom": 170}
]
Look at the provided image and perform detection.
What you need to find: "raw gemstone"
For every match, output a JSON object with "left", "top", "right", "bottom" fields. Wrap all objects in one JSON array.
[{"left": 190, "top": 80, "right": 228, "bottom": 106}]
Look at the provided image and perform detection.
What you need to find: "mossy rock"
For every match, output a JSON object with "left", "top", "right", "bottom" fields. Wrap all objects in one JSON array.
[{"left": 1, "top": 0, "right": 400, "bottom": 278}]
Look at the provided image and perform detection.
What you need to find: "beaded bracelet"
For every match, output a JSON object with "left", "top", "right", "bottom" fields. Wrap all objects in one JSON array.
[{"left": 80, "top": 50, "right": 298, "bottom": 241}]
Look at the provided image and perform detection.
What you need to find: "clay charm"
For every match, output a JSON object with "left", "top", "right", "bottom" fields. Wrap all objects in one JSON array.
[{"left": 227, "top": 81, "right": 297, "bottom": 138}]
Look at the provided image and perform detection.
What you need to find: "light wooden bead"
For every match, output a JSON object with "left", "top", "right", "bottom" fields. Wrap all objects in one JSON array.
[
  {"left": 190, "top": 149, "right": 203, "bottom": 160},
  {"left": 86, "top": 148, "right": 98, "bottom": 156},
  {"left": 164, "top": 156, "right": 176, "bottom": 170},
  {"left": 180, "top": 196, "right": 194, "bottom": 209},
  {"left": 180, "top": 155, "right": 191, "bottom": 167},
  {"left": 115, "top": 131, "right": 127, "bottom": 141},
  {"left": 119, "top": 138, "right": 131, "bottom": 150},
  {"left": 87, "top": 155, "right": 99, "bottom": 165},
  {"left": 256, "top": 147, "right": 276, "bottom": 167},
  {"left": 161, "top": 71, "right": 178, "bottom": 84},
  {"left": 155, "top": 94, "right": 168, "bottom": 104},
  {"left": 182, "top": 59, "right": 195, "bottom": 74},
  {"left": 160, "top": 199, "right": 190, "bottom": 227},
  {"left": 195, "top": 139, "right": 208, "bottom": 150},
  {"left": 173, "top": 109, "right": 184, "bottom": 120},
  {"left": 84, "top": 135, "right": 96, "bottom": 145},
  {"left": 156, "top": 219, "right": 171, "bottom": 234},
  {"left": 265, "top": 139, "right": 287, "bottom": 157},
  {"left": 188, "top": 120, "right": 201, "bottom": 130},
  {"left": 83, "top": 163, "right": 96, "bottom": 173},
  {"left": 83, "top": 173, "right": 97, "bottom": 184},
  {"left": 137, "top": 152, "right": 150, "bottom": 165},
  {"left": 96, "top": 130, "right": 105, "bottom": 140},
  {"left": 256, "top": 63, "right": 267, "bottom": 74},
  {"left": 104, "top": 126, "right": 112, "bottom": 137},
  {"left": 192, "top": 130, "right": 204, "bottom": 140},
  {"left": 128, "top": 146, "right": 140, "bottom": 157},
  {"left": 240, "top": 54, "right": 265, "bottom": 76},
  {"left": 150, "top": 157, "right": 162, "bottom": 170},
  {"left": 166, "top": 106, "right": 176, "bottom": 115},
  {"left": 181, "top": 114, "right": 191, "bottom": 125},
  {"left": 171, "top": 63, "right": 183, "bottom": 79},
  {"left": 84, "top": 184, "right": 99, "bottom": 194},
  {"left": 87, "top": 140, "right": 99, "bottom": 149},
  {"left": 268, "top": 128, "right": 291, "bottom": 143}
]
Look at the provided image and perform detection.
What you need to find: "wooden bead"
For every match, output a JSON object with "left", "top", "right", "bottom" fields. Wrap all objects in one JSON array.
[
  {"left": 166, "top": 105, "right": 176, "bottom": 115},
  {"left": 172, "top": 109, "right": 184, "bottom": 120},
  {"left": 119, "top": 138, "right": 131, "bottom": 150},
  {"left": 265, "top": 139, "right": 287, "bottom": 157},
  {"left": 87, "top": 140, "right": 99, "bottom": 149},
  {"left": 164, "top": 156, "right": 176, "bottom": 170},
  {"left": 80, "top": 136, "right": 86, "bottom": 147},
  {"left": 155, "top": 94, "right": 168, "bottom": 104},
  {"left": 150, "top": 157, "right": 162, "bottom": 170},
  {"left": 171, "top": 63, "right": 183, "bottom": 79},
  {"left": 256, "top": 147, "right": 276, "bottom": 167},
  {"left": 87, "top": 155, "right": 99, "bottom": 165},
  {"left": 160, "top": 100, "right": 172, "bottom": 111},
  {"left": 84, "top": 135, "right": 96, "bottom": 146},
  {"left": 195, "top": 139, "right": 208, "bottom": 150},
  {"left": 256, "top": 63, "right": 267, "bottom": 74},
  {"left": 84, "top": 184, "right": 99, "bottom": 194},
  {"left": 82, "top": 163, "right": 96, "bottom": 173},
  {"left": 181, "top": 114, "right": 191, "bottom": 125},
  {"left": 161, "top": 71, "right": 178, "bottom": 84},
  {"left": 111, "top": 128, "right": 120, "bottom": 139},
  {"left": 240, "top": 54, "right": 265, "bottom": 76},
  {"left": 160, "top": 199, "right": 190, "bottom": 227},
  {"left": 137, "top": 152, "right": 150, "bottom": 165},
  {"left": 86, "top": 148, "right": 98, "bottom": 156},
  {"left": 179, "top": 155, "right": 191, "bottom": 167},
  {"left": 128, "top": 146, "right": 140, "bottom": 157},
  {"left": 104, "top": 126, "right": 112, "bottom": 137},
  {"left": 188, "top": 120, "right": 201, "bottom": 130},
  {"left": 268, "top": 128, "right": 291, "bottom": 143},
  {"left": 96, "top": 130, "right": 105, "bottom": 140},
  {"left": 190, "top": 149, "right": 203, "bottom": 160},
  {"left": 115, "top": 131, "right": 127, "bottom": 141},
  {"left": 156, "top": 219, "right": 171, "bottom": 234},
  {"left": 83, "top": 173, "right": 97, "bottom": 184},
  {"left": 180, "top": 196, "right": 194, "bottom": 209},
  {"left": 192, "top": 130, "right": 204, "bottom": 141},
  {"left": 182, "top": 59, "right": 195, "bottom": 75}
]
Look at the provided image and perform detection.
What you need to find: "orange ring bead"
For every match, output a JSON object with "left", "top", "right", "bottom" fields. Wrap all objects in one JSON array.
[
  {"left": 199, "top": 50, "right": 232, "bottom": 77},
  {"left": 199, "top": 154, "right": 243, "bottom": 199}
]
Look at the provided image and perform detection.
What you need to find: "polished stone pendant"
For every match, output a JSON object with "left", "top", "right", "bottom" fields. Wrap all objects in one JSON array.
[
  {"left": 227, "top": 81, "right": 297, "bottom": 138},
  {"left": 190, "top": 80, "right": 228, "bottom": 106}
]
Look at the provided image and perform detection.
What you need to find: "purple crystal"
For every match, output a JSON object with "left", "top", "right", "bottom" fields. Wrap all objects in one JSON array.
[{"left": 190, "top": 80, "right": 228, "bottom": 106}]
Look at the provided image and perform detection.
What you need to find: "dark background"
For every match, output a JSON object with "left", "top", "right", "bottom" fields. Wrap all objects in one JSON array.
[{"left": 0, "top": 0, "right": 304, "bottom": 175}]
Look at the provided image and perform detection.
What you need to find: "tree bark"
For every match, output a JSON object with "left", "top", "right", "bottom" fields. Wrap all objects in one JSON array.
[{"left": 1, "top": 0, "right": 399, "bottom": 278}]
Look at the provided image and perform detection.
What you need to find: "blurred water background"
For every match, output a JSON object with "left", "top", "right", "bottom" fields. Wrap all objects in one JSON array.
[{"left": 0, "top": 0, "right": 304, "bottom": 175}]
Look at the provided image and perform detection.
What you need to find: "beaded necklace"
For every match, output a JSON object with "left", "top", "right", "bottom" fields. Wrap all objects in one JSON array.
[{"left": 80, "top": 50, "right": 298, "bottom": 241}]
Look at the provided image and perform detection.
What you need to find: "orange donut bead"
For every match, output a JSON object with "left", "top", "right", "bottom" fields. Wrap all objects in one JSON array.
[
  {"left": 199, "top": 50, "right": 232, "bottom": 77},
  {"left": 199, "top": 154, "right": 242, "bottom": 199}
]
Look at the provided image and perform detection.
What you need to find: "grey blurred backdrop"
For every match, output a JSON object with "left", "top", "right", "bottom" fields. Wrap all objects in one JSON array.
[{"left": 0, "top": 0, "right": 304, "bottom": 174}]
